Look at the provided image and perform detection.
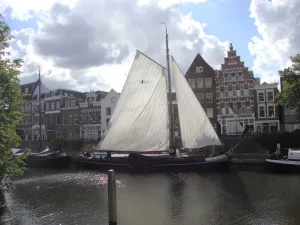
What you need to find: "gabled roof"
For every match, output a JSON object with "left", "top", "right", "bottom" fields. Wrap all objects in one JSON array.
[
  {"left": 185, "top": 53, "right": 215, "bottom": 77},
  {"left": 20, "top": 80, "right": 39, "bottom": 96}
]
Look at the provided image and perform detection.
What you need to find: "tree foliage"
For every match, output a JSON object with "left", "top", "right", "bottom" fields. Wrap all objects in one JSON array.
[
  {"left": 277, "top": 54, "right": 300, "bottom": 115},
  {"left": 0, "top": 15, "right": 27, "bottom": 190}
]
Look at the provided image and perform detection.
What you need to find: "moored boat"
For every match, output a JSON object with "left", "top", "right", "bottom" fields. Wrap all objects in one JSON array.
[
  {"left": 266, "top": 148, "right": 300, "bottom": 173},
  {"left": 12, "top": 147, "right": 71, "bottom": 168}
]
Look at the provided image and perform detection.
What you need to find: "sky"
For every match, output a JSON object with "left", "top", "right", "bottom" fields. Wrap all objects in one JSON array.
[{"left": 1, "top": 0, "right": 299, "bottom": 92}]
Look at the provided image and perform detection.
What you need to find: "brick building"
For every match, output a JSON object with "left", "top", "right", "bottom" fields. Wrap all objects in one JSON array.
[
  {"left": 254, "top": 82, "right": 280, "bottom": 133},
  {"left": 216, "top": 43, "right": 255, "bottom": 135},
  {"left": 185, "top": 53, "right": 217, "bottom": 129},
  {"left": 17, "top": 80, "right": 119, "bottom": 142}
]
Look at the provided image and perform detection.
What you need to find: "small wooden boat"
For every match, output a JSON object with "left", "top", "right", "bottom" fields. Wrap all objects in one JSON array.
[
  {"left": 12, "top": 147, "right": 71, "bottom": 168},
  {"left": 266, "top": 148, "right": 300, "bottom": 173}
]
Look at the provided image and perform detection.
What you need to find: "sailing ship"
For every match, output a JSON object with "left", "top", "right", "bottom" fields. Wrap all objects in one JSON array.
[{"left": 75, "top": 26, "right": 248, "bottom": 171}]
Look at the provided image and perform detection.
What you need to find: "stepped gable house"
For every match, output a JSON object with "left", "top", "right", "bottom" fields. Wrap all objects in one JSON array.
[{"left": 216, "top": 43, "right": 255, "bottom": 135}]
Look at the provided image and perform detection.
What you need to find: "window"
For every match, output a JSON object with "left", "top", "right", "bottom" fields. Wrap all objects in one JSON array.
[
  {"left": 220, "top": 86, "right": 225, "bottom": 98},
  {"left": 69, "top": 115, "right": 73, "bottom": 125},
  {"left": 258, "top": 92, "right": 264, "bottom": 102},
  {"left": 106, "top": 118, "right": 110, "bottom": 126},
  {"left": 244, "top": 84, "right": 249, "bottom": 96},
  {"left": 224, "top": 73, "right": 229, "bottom": 81},
  {"left": 206, "top": 108, "right": 214, "bottom": 118},
  {"left": 246, "top": 101, "right": 251, "bottom": 114},
  {"left": 51, "top": 102, "right": 55, "bottom": 110},
  {"left": 25, "top": 88, "right": 28, "bottom": 94},
  {"left": 71, "top": 100, "right": 76, "bottom": 107},
  {"left": 196, "top": 78, "right": 203, "bottom": 88},
  {"left": 259, "top": 106, "right": 265, "bottom": 118},
  {"left": 41, "top": 103, "right": 44, "bottom": 112},
  {"left": 46, "top": 102, "right": 49, "bottom": 111},
  {"left": 221, "top": 102, "right": 226, "bottom": 115},
  {"left": 57, "top": 116, "right": 61, "bottom": 125},
  {"left": 80, "top": 115, "right": 83, "bottom": 123},
  {"left": 197, "top": 93, "right": 204, "bottom": 104},
  {"left": 230, "top": 72, "right": 236, "bottom": 81},
  {"left": 93, "top": 113, "right": 96, "bottom": 122},
  {"left": 268, "top": 105, "right": 275, "bottom": 117},
  {"left": 74, "top": 114, "right": 79, "bottom": 125},
  {"left": 238, "top": 72, "right": 243, "bottom": 80},
  {"left": 41, "top": 115, "right": 44, "bottom": 125},
  {"left": 206, "top": 93, "right": 213, "bottom": 103},
  {"left": 65, "top": 100, "right": 69, "bottom": 107},
  {"left": 106, "top": 107, "right": 111, "bottom": 116},
  {"left": 228, "top": 86, "right": 233, "bottom": 97},
  {"left": 241, "top": 101, "right": 246, "bottom": 114},
  {"left": 267, "top": 91, "right": 274, "bottom": 101},
  {"left": 205, "top": 78, "right": 212, "bottom": 88},
  {"left": 56, "top": 101, "right": 60, "bottom": 109},
  {"left": 196, "top": 67, "right": 203, "bottom": 73},
  {"left": 188, "top": 79, "right": 195, "bottom": 89}
]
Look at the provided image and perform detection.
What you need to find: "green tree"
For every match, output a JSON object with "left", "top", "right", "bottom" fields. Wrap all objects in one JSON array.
[
  {"left": 0, "top": 15, "right": 27, "bottom": 191},
  {"left": 278, "top": 54, "right": 300, "bottom": 115}
]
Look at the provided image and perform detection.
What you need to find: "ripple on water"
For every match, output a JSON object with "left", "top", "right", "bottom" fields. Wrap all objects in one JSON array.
[{"left": 12, "top": 171, "right": 123, "bottom": 187}]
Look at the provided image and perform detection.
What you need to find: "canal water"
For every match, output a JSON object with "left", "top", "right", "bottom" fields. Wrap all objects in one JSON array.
[{"left": 1, "top": 166, "right": 300, "bottom": 225}]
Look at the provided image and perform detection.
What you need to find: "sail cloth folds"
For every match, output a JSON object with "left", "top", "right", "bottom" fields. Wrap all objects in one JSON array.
[
  {"left": 171, "top": 56, "right": 222, "bottom": 149},
  {"left": 97, "top": 51, "right": 169, "bottom": 152}
]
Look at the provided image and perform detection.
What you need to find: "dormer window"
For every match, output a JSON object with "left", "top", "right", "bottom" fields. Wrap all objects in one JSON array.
[{"left": 196, "top": 67, "right": 203, "bottom": 73}]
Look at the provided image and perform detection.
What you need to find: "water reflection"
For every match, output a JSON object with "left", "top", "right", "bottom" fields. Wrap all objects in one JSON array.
[
  {"left": 166, "top": 173, "right": 186, "bottom": 225},
  {"left": 202, "top": 171, "right": 257, "bottom": 224}
]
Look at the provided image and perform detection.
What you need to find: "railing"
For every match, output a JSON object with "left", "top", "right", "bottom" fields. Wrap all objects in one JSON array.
[{"left": 217, "top": 113, "right": 254, "bottom": 119}]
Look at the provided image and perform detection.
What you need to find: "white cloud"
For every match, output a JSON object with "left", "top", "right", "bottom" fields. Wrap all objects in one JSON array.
[
  {"left": 248, "top": 0, "right": 300, "bottom": 83},
  {"left": 4, "top": 0, "right": 228, "bottom": 92},
  {"left": 0, "top": 0, "right": 77, "bottom": 20}
]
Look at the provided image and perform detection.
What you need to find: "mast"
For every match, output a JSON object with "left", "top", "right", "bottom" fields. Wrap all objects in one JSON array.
[
  {"left": 38, "top": 66, "right": 42, "bottom": 150},
  {"left": 161, "top": 22, "right": 174, "bottom": 148}
]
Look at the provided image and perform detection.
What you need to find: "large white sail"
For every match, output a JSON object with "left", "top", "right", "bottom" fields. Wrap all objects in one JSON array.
[
  {"left": 96, "top": 51, "right": 169, "bottom": 152},
  {"left": 172, "top": 56, "right": 222, "bottom": 149}
]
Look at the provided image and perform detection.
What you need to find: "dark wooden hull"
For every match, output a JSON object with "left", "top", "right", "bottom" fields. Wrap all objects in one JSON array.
[
  {"left": 74, "top": 155, "right": 231, "bottom": 173},
  {"left": 25, "top": 154, "right": 71, "bottom": 168}
]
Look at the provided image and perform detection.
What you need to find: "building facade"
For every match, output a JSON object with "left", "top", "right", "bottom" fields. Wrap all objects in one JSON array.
[
  {"left": 216, "top": 43, "right": 255, "bottom": 135},
  {"left": 185, "top": 53, "right": 217, "bottom": 129},
  {"left": 17, "top": 80, "right": 119, "bottom": 142},
  {"left": 254, "top": 82, "right": 280, "bottom": 133}
]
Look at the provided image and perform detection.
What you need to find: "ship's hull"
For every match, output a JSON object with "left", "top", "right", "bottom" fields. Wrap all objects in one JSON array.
[{"left": 74, "top": 152, "right": 231, "bottom": 173}]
